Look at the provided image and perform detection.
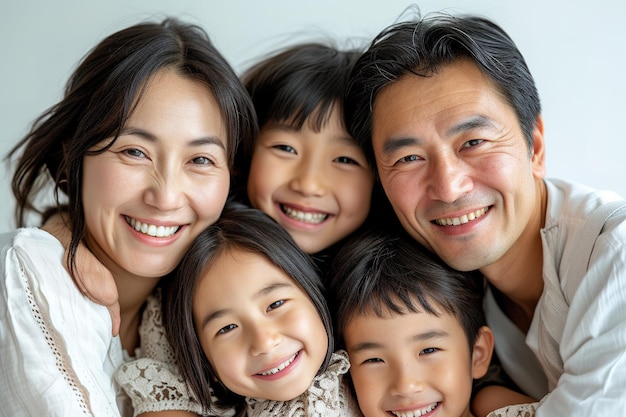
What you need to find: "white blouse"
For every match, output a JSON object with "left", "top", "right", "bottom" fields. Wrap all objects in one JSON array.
[{"left": 0, "top": 228, "right": 131, "bottom": 417}]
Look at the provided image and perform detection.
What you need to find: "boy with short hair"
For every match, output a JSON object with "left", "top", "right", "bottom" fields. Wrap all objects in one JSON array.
[{"left": 329, "top": 228, "right": 534, "bottom": 417}]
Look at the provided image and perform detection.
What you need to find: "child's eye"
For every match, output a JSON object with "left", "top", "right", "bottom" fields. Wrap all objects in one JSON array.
[
  {"left": 217, "top": 323, "right": 237, "bottom": 336},
  {"left": 273, "top": 144, "right": 296, "bottom": 154},
  {"left": 334, "top": 156, "right": 358, "bottom": 165},
  {"left": 362, "top": 357, "right": 384, "bottom": 364},
  {"left": 420, "top": 347, "right": 439, "bottom": 355},
  {"left": 267, "top": 299, "right": 285, "bottom": 311}
]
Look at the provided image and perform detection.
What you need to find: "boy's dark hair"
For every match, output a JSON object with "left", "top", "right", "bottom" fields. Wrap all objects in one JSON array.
[
  {"left": 162, "top": 202, "right": 333, "bottom": 413},
  {"left": 330, "top": 227, "right": 486, "bottom": 350},
  {"left": 345, "top": 12, "right": 541, "bottom": 173}
]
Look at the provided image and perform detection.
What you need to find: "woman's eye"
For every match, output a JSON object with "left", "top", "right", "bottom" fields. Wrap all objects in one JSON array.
[
  {"left": 124, "top": 148, "right": 146, "bottom": 158},
  {"left": 192, "top": 156, "right": 213, "bottom": 165},
  {"left": 217, "top": 323, "right": 237, "bottom": 335},
  {"left": 362, "top": 357, "right": 383, "bottom": 364},
  {"left": 274, "top": 144, "right": 296, "bottom": 154},
  {"left": 267, "top": 299, "right": 285, "bottom": 311}
]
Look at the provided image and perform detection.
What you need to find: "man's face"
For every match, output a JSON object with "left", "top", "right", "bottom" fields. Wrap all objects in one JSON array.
[{"left": 370, "top": 59, "right": 546, "bottom": 272}]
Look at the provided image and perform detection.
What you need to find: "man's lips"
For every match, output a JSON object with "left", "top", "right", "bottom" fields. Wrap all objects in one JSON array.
[{"left": 433, "top": 206, "right": 489, "bottom": 226}]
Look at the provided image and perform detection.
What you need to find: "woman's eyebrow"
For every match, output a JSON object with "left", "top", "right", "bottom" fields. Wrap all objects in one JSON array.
[{"left": 120, "top": 127, "right": 225, "bottom": 149}]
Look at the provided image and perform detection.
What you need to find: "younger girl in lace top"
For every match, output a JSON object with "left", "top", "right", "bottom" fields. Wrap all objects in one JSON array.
[{"left": 159, "top": 202, "right": 360, "bottom": 416}]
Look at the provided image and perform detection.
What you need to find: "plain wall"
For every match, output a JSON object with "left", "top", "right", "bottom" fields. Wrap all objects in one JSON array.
[{"left": 2, "top": 0, "right": 625, "bottom": 232}]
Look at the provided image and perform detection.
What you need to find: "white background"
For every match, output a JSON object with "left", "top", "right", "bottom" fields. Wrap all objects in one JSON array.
[{"left": 2, "top": 0, "right": 625, "bottom": 232}]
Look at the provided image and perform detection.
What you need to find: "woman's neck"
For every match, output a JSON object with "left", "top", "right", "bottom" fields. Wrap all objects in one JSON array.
[{"left": 113, "top": 271, "right": 161, "bottom": 352}]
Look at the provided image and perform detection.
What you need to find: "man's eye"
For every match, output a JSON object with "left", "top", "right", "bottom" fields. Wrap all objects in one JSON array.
[
  {"left": 420, "top": 347, "right": 439, "bottom": 355},
  {"left": 217, "top": 323, "right": 237, "bottom": 335},
  {"left": 463, "top": 139, "right": 484, "bottom": 148},
  {"left": 362, "top": 357, "right": 384, "bottom": 364},
  {"left": 397, "top": 154, "right": 420, "bottom": 164}
]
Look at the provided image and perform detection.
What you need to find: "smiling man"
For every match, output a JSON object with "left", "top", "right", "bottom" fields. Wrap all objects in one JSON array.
[{"left": 345, "top": 12, "right": 626, "bottom": 417}]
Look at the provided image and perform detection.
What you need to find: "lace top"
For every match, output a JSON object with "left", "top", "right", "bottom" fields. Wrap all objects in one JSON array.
[
  {"left": 244, "top": 350, "right": 361, "bottom": 417},
  {"left": 116, "top": 294, "right": 362, "bottom": 416},
  {"left": 487, "top": 401, "right": 541, "bottom": 417}
]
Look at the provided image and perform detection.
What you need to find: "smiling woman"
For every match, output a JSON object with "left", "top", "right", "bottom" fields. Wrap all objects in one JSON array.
[
  {"left": 0, "top": 17, "right": 255, "bottom": 417},
  {"left": 81, "top": 69, "right": 231, "bottom": 280}
]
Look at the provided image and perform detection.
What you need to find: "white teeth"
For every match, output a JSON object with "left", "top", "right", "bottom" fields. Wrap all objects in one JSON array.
[
  {"left": 258, "top": 353, "right": 298, "bottom": 376},
  {"left": 126, "top": 217, "right": 180, "bottom": 238},
  {"left": 282, "top": 205, "right": 328, "bottom": 224},
  {"left": 391, "top": 402, "right": 439, "bottom": 417},
  {"left": 434, "top": 207, "right": 488, "bottom": 226}
]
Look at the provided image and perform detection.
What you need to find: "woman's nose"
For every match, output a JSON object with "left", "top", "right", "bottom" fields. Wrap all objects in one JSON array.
[{"left": 143, "top": 169, "right": 186, "bottom": 211}]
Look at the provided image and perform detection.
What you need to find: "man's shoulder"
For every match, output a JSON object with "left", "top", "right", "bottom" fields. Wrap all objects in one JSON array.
[{"left": 545, "top": 178, "right": 624, "bottom": 225}]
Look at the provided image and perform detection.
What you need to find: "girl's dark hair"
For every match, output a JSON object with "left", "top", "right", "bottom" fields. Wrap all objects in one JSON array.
[
  {"left": 6, "top": 17, "right": 257, "bottom": 282},
  {"left": 162, "top": 202, "right": 333, "bottom": 413},
  {"left": 346, "top": 12, "right": 541, "bottom": 172},
  {"left": 330, "top": 226, "right": 486, "bottom": 351},
  {"left": 233, "top": 42, "right": 361, "bottom": 197}
]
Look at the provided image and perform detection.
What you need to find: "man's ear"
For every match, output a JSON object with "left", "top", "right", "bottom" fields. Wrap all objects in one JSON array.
[
  {"left": 471, "top": 326, "right": 495, "bottom": 379},
  {"left": 530, "top": 115, "right": 546, "bottom": 179}
]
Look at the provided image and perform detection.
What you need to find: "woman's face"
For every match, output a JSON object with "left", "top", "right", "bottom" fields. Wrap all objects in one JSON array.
[
  {"left": 193, "top": 248, "right": 328, "bottom": 401},
  {"left": 82, "top": 69, "right": 230, "bottom": 279}
]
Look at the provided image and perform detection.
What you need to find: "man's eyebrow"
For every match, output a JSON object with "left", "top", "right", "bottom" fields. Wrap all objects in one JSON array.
[
  {"left": 382, "top": 136, "right": 422, "bottom": 155},
  {"left": 445, "top": 115, "right": 495, "bottom": 137},
  {"left": 380, "top": 115, "right": 497, "bottom": 155}
]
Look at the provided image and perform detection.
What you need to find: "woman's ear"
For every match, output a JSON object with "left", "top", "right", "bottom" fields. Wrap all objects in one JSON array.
[{"left": 471, "top": 326, "right": 495, "bottom": 379}]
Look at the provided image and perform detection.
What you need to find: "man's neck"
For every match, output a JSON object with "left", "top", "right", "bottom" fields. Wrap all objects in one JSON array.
[{"left": 481, "top": 179, "right": 548, "bottom": 333}]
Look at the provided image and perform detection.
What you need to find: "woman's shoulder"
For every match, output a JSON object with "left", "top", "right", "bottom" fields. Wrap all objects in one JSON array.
[
  {"left": 0, "top": 227, "right": 123, "bottom": 416},
  {"left": 0, "top": 227, "right": 63, "bottom": 257},
  {"left": 1, "top": 225, "right": 110, "bottom": 319}
]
